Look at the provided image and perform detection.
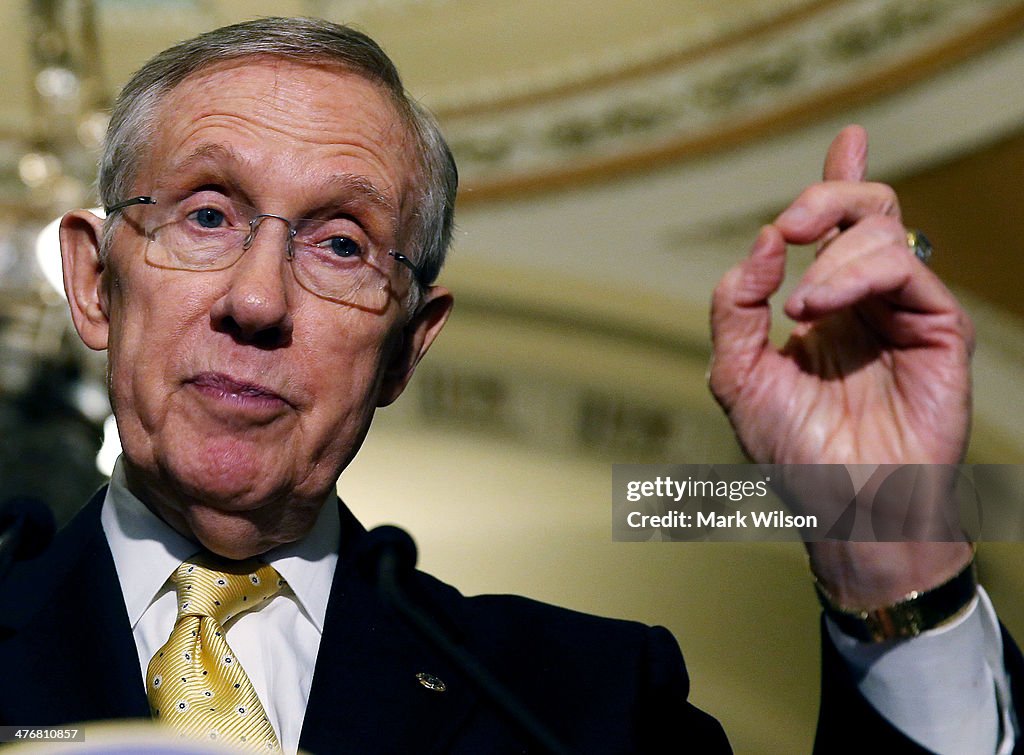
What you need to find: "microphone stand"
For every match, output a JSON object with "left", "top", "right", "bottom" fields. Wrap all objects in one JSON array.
[{"left": 376, "top": 535, "right": 572, "bottom": 755}]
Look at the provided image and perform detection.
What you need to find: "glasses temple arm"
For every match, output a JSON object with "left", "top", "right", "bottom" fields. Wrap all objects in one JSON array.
[
  {"left": 388, "top": 250, "right": 427, "bottom": 287},
  {"left": 104, "top": 196, "right": 158, "bottom": 215}
]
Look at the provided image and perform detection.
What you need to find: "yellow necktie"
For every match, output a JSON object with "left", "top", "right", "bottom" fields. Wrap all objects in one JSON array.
[{"left": 147, "top": 556, "right": 286, "bottom": 752}]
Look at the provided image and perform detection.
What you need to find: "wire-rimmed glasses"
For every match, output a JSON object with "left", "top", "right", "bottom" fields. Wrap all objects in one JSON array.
[{"left": 105, "top": 191, "right": 425, "bottom": 312}]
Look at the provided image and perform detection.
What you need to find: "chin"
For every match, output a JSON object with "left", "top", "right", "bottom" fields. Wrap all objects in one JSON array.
[{"left": 164, "top": 440, "right": 294, "bottom": 506}]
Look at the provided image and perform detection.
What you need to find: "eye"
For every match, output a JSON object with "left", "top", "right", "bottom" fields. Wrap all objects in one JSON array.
[
  {"left": 323, "top": 236, "right": 363, "bottom": 258},
  {"left": 191, "top": 207, "right": 226, "bottom": 229}
]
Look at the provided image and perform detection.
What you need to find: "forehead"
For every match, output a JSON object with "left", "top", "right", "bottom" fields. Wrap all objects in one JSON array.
[{"left": 137, "top": 58, "right": 416, "bottom": 209}]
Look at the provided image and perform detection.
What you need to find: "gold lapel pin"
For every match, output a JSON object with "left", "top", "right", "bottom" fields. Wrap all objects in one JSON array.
[{"left": 415, "top": 672, "right": 447, "bottom": 692}]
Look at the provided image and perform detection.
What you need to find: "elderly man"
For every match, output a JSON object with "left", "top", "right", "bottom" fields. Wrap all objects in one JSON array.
[{"left": 0, "top": 15, "right": 1012, "bottom": 755}]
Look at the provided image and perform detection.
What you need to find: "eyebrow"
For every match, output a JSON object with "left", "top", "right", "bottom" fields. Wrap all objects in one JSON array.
[
  {"left": 161, "top": 143, "right": 400, "bottom": 221},
  {"left": 162, "top": 143, "right": 250, "bottom": 183},
  {"left": 319, "top": 173, "right": 399, "bottom": 224}
]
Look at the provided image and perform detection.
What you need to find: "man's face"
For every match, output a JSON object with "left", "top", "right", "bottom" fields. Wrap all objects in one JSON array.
[{"left": 61, "top": 59, "right": 451, "bottom": 557}]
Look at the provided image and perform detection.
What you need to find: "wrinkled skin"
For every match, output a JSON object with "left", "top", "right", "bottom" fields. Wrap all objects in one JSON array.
[
  {"left": 709, "top": 126, "right": 974, "bottom": 604},
  {"left": 60, "top": 59, "right": 453, "bottom": 559}
]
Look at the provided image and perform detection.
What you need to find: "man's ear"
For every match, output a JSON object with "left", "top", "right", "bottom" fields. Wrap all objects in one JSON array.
[
  {"left": 59, "top": 209, "right": 110, "bottom": 351},
  {"left": 378, "top": 286, "right": 454, "bottom": 407}
]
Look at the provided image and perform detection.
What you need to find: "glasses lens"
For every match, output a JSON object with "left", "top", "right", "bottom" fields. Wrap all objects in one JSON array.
[
  {"left": 290, "top": 222, "right": 398, "bottom": 310},
  {"left": 135, "top": 191, "right": 409, "bottom": 309},
  {"left": 147, "top": 193, "right": 248, "bottom": 272}
]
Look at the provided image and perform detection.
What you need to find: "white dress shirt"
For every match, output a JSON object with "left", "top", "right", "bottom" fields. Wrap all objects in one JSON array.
[
  {"left": 100, "top": 457, "right": 339, "bottom": 755},
  {"left": 827, "top": 588, "right": 1017, "bottom": 754}
]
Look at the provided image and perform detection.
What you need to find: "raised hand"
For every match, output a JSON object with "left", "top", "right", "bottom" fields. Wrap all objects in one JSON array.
[
  {"left": 709, "top": 125, "right": 972, "bottom": 467},
  {"left": 708, "top": 125, "right": 974, "bottom": 602}
]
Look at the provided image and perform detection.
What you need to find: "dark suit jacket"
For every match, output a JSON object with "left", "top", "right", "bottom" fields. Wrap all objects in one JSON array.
[
  {"left": 7, "top": 489, "right": 1012, "bottom": 753},
  {"left": 0, "top": 490, "right": 729, "bottom": 753}
]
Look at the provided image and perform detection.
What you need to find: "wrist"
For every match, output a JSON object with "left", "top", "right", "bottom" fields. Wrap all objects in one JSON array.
[
  {"left": 807, "top": 541, "right": 973, "bottom": 606},
  {"left": 811, "top": 542, "right": 977, "bottom": 642}
]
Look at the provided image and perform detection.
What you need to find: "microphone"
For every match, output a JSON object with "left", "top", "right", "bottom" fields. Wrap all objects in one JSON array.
[
  {"left": 0, "top": 496, "right": 56, "bottom": 581},
  {"left": 360, "top": 525, "right": 571, "bottom": 755},
  {"left": 357, "top": 524, "right": 417, "bottom": 585}
]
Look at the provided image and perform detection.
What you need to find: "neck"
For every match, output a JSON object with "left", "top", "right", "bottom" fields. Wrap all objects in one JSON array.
[{"left": 121, "top": 459, "right": 327, "bottom": 559}]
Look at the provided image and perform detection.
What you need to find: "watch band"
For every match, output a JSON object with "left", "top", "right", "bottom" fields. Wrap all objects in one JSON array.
[{"left": 813, "top": 552, "right": 978, "bottom": 643}]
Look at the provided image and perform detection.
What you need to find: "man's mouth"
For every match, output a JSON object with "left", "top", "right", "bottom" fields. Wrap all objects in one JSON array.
[{"left": 187, "top": 372, "right": 291, "bottom": 414}]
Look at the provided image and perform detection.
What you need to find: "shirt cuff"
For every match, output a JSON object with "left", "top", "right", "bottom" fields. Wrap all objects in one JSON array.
[{"left": 826, "top": 586, "right": 1016, "bottom": 755}]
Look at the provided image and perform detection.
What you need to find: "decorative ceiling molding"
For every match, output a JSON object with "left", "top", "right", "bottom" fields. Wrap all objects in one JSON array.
[
  {"left": 444, "top": 0, "right": 1024, "bottom": 200},
  {"left": 2, "top": 1, "right": 1021, "bottom": 205},
  {"left": 424, "top": 0, "right": 827, "bottom": 115}
]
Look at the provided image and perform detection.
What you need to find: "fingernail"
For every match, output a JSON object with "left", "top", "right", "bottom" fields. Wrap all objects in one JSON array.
[
  {"left": 777, "top": 206, "right": 810, "bottom": 227},
  {"left": 788, "top": 286, "right": 810, "bottom": 316}
]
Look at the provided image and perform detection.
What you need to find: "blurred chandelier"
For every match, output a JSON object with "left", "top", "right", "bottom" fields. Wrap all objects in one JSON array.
[
  {"left": 0, "top": 1, "right": 112, "bottom": 501},
  {"left": 22, "top": 0, "right": 108, "bottom": 214},
  {"left": 0, "top": 1, "right": 108, "bottom": 372}
]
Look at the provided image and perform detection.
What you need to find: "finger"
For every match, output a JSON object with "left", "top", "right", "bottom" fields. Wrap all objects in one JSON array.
[
  {"left": 823, "top": 125, "right": 868, "bottom": 182},
  {"left": 783, "top": 216, "right": 959, "bottom": 321},
  {"left": 774, "top": 180, "right": 901, "bottom": 245},
  {"left": 812, "top": 124, "right": 870, "bottom": 254},
  {"left": 709, "top": 225, "right": 786, "bottom": 407}
]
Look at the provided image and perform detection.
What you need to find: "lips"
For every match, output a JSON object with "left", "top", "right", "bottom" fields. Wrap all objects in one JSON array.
[{"left": 187, "top": 372, "right": 291, "bottom": 412}]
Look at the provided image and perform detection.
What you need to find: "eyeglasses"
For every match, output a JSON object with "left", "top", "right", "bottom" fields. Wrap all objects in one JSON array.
[{"left": 104, "top": 191, "right": 426, "bottom": 311}]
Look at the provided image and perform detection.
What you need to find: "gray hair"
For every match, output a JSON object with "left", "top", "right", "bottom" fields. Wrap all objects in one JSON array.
[{"left": 98, "top": 16, "right": 457, "bottom": 291}]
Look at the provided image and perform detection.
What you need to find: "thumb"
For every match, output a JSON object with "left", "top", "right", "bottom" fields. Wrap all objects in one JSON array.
[{"left": 709, "top": 225, "right": 786, "bottom": 409}]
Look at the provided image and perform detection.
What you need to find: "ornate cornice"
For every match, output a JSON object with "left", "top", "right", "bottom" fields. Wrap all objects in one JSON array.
[{"left": 441, "top": 0, "right": 1024, "bottom": 200}]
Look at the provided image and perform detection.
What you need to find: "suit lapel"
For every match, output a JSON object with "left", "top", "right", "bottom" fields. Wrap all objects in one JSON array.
[
  {"left": 0, "top": 490, "right": 149, "bottom": 724},
  {"left": 299, "top": 507, "right": 479, "bottom": 754}
]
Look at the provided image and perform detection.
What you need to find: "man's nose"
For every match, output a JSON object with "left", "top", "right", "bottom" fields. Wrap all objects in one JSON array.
[{"left": 209, "top": 217, "right": 295, "bottom": 347}]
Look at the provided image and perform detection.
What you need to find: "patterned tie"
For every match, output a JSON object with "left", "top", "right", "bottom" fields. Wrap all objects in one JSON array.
[{"left": 147, "top": 555, "right": 287, "bottom": 752}]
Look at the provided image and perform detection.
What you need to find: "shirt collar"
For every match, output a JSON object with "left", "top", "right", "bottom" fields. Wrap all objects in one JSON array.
[
  {"left": 265, "top": 495, "right": 339, "bottom": 633},
  {"left": 101, "top": 455, "right": 339, "bottom": 633}
]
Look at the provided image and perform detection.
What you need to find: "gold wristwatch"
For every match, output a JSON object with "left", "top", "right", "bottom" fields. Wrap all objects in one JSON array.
[{"left": 813, "top": 553, "right": 978, "bottom": 643}]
